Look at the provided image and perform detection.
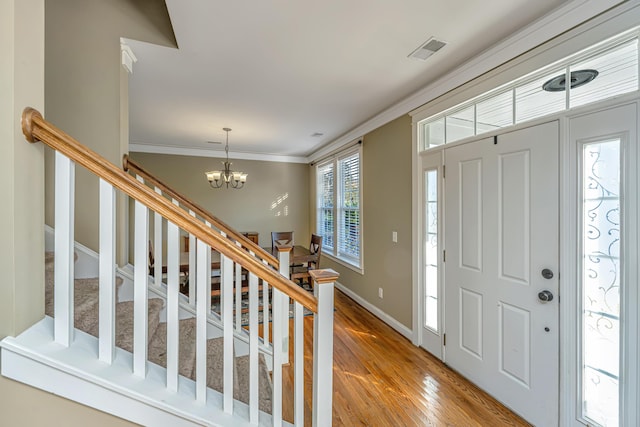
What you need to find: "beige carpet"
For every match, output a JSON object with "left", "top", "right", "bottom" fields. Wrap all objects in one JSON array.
[{"left": 44, "top": 252, "right": 273, "bottom": 413}]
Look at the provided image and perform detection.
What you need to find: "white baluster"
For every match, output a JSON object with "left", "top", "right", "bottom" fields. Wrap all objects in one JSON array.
[
  {"left": 133, "top": 175, "right": 149, "bottom": 378},
  {"left": 153, "top": 186, "right": 163, "bottom": 287},
  {"left": 188, "top": 209, "right": 196, "bottom": 305},
  {"left": 262, "top": 259, "right": 270, "bottom": 345},
  {"left": 311, "top": 269, "right": 338, "bottom": 427},
  {"left": 235, "top": 262, "right": 242, "bottom": 330},
  {"left": 98, "top": 178, "right": 116, "bottom": 364},
  {"left": 276, "top": 246, "right": 292, "bottom": 364},
  {"left": 195, "top": 239, "right": 210, "bottom": 403},
  {"left": 271, "top": 287, "right": 284, "bottom": 427},
  {"left": 166, "top": 199, "right": 180, "bottom": 392},
  {"left": 294, "top": 301, "right": 304, "bottom": 426},
  {"left": 249, "top": 271, "right": 259, "bottom": 424},
  {"left": 221, "top": 254, "right": 234, "bottom": 413},
  {"left": 54, "top": 152, "right": 75, "bottom": 346}
]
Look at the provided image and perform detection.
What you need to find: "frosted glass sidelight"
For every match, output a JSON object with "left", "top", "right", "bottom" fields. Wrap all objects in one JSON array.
[{"left": 581, "top": 139, "right": 621, "bottom": 427}]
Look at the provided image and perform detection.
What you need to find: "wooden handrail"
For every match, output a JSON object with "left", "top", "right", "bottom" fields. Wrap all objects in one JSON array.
[
  {"left": 22, "top": 107, "right": 317, "bottom": 313},
  {"left": 122, "top": 154, "right": 278, "bottom": 269}
]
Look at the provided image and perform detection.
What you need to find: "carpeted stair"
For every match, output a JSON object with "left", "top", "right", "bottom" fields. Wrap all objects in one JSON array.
[{"left": 44, "top": 252, "right": 272, "bottom": 413}]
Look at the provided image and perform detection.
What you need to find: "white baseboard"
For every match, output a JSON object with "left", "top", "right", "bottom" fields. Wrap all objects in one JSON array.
[{"left": 334, "top": 282, "right": 413, "bottom": 341}]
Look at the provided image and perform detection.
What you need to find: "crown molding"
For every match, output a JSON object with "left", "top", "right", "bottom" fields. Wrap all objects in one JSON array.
[
  {"left": 307, "top": 0, "right": 625, "bottom": 163},
  {"left": 129, "top": 142, "right": 309, "bottom": 164},
  {"left": 120, "top": 39, "right": 137, "bottom": 74}
]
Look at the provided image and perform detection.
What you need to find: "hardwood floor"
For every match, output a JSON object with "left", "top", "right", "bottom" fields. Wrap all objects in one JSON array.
[{"left": 274, "top": 289, "right": 531, "bottom": 426}]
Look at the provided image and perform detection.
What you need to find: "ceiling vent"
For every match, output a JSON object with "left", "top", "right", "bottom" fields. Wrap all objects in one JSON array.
[{"left": 409, "top": 37, "right": 447, "bottom": 61}]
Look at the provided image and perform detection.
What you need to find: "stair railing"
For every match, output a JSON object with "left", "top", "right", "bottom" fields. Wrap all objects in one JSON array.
[
  {"left": 22, "top": 107, "right": 338, "bottom": 426},
  {"left": 123, "top": 154, "right": 278, "bottom": 344}
]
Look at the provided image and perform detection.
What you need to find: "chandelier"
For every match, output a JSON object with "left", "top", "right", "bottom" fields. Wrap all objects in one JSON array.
[{"left": 205, "top": 127, "right": 247, "bottom": 189}]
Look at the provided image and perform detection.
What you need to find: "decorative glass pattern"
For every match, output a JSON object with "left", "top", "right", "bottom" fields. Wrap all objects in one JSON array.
[
  {"left": 424, "top": 169, "right": 438, "bottom": 332},
  {"left": 581, "top": 138, "right": 621, "bottom": 427}
]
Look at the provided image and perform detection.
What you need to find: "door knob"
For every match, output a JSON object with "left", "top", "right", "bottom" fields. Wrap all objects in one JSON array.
[
  {"left": 538, "top": 290, "right": 554, "bottom": 302},
  {"left": 541, "top": 268, "right": 554, "bottom": 279}
]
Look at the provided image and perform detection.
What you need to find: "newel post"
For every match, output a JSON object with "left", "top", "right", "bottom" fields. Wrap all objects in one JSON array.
[{"left": 310, "top": 269, "right": 339, "bottom": 427}]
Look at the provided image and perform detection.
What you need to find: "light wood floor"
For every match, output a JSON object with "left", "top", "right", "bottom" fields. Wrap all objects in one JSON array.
[{"left": 270, "top": 289, "right": 531, "bottom": 426}]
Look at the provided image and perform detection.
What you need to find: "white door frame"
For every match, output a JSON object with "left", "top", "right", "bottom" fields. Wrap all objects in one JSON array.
[
  {"left": 412, "top": 94, "right": 640, "bottom": 426},
  {"left": 560, "top": 101, "right": 639, "bottom": 426}
]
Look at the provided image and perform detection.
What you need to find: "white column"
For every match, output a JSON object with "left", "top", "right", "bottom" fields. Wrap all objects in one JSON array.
[
  {"left": 98, "top": 179, "right": 116, "bottom": 364},
  {"left": 310, "top": 269, "right": 338, "bottom": 427},
  {"left": 54, "top": 152, "right": 75, "bottom": 347}
]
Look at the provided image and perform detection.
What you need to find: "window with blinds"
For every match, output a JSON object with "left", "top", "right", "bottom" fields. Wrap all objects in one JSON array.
[
  {"left": 316, "top": 162, "right": 334, "bottom": 251},
  {"left": 316, "top": 145, "right": 362, "bottom": 269}
]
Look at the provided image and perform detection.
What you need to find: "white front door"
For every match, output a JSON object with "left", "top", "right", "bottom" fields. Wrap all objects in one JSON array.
[{"left": 444, "top": 121, "right": 560, "bottom": 426}]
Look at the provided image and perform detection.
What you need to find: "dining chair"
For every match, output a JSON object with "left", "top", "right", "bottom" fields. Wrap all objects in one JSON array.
[
  {"left": 271, "top": 231, "right": 294, "bottom": 249},
  {"left": 291, "top": 234, "right": 323, "bottom": 289}
]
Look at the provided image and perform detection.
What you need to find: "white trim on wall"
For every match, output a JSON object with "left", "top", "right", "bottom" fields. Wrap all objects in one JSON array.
[
  {"left": 308, "top": 0, "right": 624, "bottom": 164},
  {"left": 129, "top": 142, "right": 309, "bottom": 164}
]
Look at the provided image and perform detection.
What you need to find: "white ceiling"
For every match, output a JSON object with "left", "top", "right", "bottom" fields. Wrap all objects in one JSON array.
[{"left": 127, "top": 0, "right": 570, "bottom": 160}]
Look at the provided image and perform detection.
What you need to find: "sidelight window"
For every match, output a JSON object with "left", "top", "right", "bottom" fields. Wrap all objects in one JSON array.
[
  {"left": 424, "top": 169, "right": 439, "bottom": 332},
  {"left": 580, "top": 138, "right": 621, "bottom": 427}
]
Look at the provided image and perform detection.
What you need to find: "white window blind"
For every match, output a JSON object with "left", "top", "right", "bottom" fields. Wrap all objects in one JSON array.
[
  {"left": 337, "top": 152, "right": 360, "bottom": 262},
  {"left": 316, "top": 162, "right": 334, "bottom": 251},
  {"left": 315, "top": 145, "right": 362, "bottom": 270}
]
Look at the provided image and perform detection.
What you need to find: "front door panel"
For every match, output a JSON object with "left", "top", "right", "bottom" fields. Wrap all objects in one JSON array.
[{"left": 444, "top": 121, "right": 559, "bottom": 426}]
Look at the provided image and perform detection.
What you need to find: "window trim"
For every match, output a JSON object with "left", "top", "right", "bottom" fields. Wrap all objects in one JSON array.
[{"left": 315, "top": 144, "right": 363, "bottom": 274}]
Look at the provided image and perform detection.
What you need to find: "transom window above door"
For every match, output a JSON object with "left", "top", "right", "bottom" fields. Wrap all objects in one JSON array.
[{"left": 419, "top": 30, "right": 639, "bottom": 150}]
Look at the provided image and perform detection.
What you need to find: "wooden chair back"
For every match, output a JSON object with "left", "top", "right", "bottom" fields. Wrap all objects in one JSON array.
[
  {"left": 271, "top": 231, "right": 294, "bottom": 249},
  {"left": 309, "top": 233, "right": 323, "bottom": 269}
]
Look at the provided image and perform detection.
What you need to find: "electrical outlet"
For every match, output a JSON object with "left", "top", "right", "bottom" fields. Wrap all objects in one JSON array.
[
  {"left": 378, "top": 288, "right": 383, "bottom": 298},
  {"left": 392, "top": 231, "right": 398, "bottom": 243}
]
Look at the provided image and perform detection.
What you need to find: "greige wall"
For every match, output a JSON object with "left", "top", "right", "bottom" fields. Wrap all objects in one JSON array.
[
  {"left": 1, "top": 0, "right": 45, "bottom": 339},
  {"left": 44, "top": 0, "right": 176, "bottom": 255},
  {"left": 0, "top": 1, "right": 169, "bottom": 424},
  {"left": 0, "top": 376, "right": 136, "bottom": 426},
  {"left": 312, "top": 115, "right": 413, "bottom": 328},
  {"left": 129, "top": 152, "right": 310, "bottom": 251}
]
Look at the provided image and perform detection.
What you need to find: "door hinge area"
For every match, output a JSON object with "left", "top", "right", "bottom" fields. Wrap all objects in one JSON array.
[
  {"left": 443, "top": 250, "right": 446, "bottom": 262},
  {"left": 443, "top": 333, "right": 446, "bottom": 346},
  {"left": 442, "top": 165, "right": 445, "bottom": 178}
]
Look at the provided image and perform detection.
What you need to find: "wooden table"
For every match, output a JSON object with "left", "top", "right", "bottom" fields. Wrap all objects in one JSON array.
[{"left": 179, "top": 249, "right": 221, "bottom": 271}]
